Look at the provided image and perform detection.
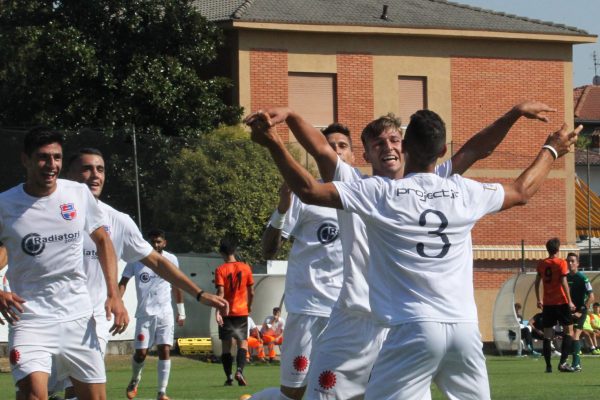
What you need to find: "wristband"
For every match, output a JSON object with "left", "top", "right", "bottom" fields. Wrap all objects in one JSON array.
[
  {"left": 268, "top": 209, "right": 286, "bottom": 230},
  {"left": 177, "top": 303, "right": 186, "bottom": 317},
  {"left": 196, "top": 290, "right": 204, "bottom": 302},
  {"left": 542, "top": 145, "right": 558, "bottom": 160}
]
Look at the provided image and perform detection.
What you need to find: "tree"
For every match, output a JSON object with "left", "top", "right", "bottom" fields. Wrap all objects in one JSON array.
[
  {"left": 151, "top": 125, "right": 285, "bottom": 265},
  {"left": 0, "top": 0, "right": 240, "bottom": 135}
]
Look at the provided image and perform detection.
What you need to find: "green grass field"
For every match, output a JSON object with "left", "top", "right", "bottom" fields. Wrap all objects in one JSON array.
[{"left": 2, "top": 354, "right": 600, "bottom": 399}]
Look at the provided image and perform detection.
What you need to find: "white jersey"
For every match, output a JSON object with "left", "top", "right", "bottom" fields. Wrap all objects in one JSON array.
[
  {"left": 262, "top": 315, "right": 285, "bottom": 336},
  {"left": 0, "top": 179, "right": 104, "bottom": 322},
  {"left": 83, "top": 201, "right": 153, "bottom": 317},
  {"left": 122, "top": 250, "right": 179, "bottom": 318},
  {"left": 281, "top": 193, "right": 343, "bottom": 317},
  {"left": 333, "top": 159, "right": 452, "bottom": 314},
  {"left": 248, "top": 316, "right": 258, "bottom": 336},
  {"left": 333, "top": 173, "right": 504, "bottom": 325}
]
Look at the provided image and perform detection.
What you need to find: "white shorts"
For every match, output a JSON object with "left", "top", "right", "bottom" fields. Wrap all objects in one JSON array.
[
  {"left": 364, "top": 322, "right": 490, "bottom": 400},
  {"left": 134, "top": 314, "right": 174, "bottom": 350},
  {"left": 9, "top": 316, "right": 105, "bottom": 385},
  {"left": 305, "top": 308, "right": 388, "bottom": 400},
  {"left": 94, "top": 312, "right": 112, "bottom": 357},
  {"left": 279, "top": 313, "right": 329, "bottom": 388}
]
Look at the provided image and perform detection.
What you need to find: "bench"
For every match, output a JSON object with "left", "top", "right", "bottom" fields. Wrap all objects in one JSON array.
[{"left": 177, "top": 337, "right": 212, "bottom": 356}]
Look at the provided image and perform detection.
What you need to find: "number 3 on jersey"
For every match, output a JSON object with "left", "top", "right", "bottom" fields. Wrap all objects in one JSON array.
[{"left": 417, "top": 209, "right": 451, "bottom": 259}]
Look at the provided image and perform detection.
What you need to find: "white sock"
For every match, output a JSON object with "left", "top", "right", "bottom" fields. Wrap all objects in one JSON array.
[
  {"left": 247, "top": 387, "right": 281, "bottom": 400},
  {"left": 157, "top": 359, "right": 171, "bottom": 393},
  {"left": 131, "top": 357, "right": 145, "bottom": 382}
]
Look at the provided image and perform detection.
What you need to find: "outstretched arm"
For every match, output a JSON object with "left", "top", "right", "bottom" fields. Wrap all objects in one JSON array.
[
  {"left": 501, "top": 123, "right": 581, "bottom": 211},
  {"left": 247, "top": 108, "right": 339, "bottom": 181},
  {"left": 246, "top": 113, "right": 342, "bottom": 209},
  {"left": 141, "top": 251, "right": 229, "bottom": 315},
  {"left": 452, "top": 101, "right": 556, "bottom": 175}
]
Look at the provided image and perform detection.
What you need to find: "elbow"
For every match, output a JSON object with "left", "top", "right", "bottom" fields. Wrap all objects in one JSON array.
[{"left": 295, "top": 187, "right": 320, "bottom": 205}]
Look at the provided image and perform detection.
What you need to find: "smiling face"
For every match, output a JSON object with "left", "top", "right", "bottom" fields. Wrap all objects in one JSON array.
[
  {"left": 22, "top": 142, "right": 63, "bottom": 197},
  {"left": 363, "top": 127, "right": 404, "bottom": 179},
  {"left": 67, "top": 153, "right": 105, "bottom": 199}
]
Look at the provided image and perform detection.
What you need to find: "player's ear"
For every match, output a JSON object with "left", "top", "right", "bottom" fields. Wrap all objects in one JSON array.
[{"left": 438, "top": 144, "right": 447, "bottom": 158}]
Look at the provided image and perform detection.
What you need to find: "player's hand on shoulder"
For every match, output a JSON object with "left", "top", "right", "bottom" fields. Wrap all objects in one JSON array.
[{"left": 0, "top": 291, "right": 25, "bottom": 325}]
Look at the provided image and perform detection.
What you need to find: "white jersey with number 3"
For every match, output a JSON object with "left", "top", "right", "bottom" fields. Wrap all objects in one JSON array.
[
  {"left": 333, "top": 159, "right": 452, "bottom": 314},
  {"left": 83, "top": 201, "right": 153, "bottom": 317},
  {"left": 0, "top": 179, "right": 104, "bottom": 322},
  {"left": 333, "top": 173, "right": 504, "bottom": 325}
]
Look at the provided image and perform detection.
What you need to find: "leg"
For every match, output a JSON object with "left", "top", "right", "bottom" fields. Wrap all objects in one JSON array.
[
  {"left": 542, "top": 327, "right": 554, "bottom": 371},
  {"left": 70, "top": 377, "right": 106, "bottom": 400},
  {"left": 156, "top": 345, "right": 171, "bottom": 399},
  {"left": 234, "top": 339, "right": 248, "bottom": 386},
  {"left": 126, "top": 348, "right": 148, "bottom": 399},
  {"left": 559, "top": 324, "right": 574, "bottom": 369},
  {"left": 16, "top": 372, "right": 50, "bottom": 400},
  {"left": 221, "top": 339, "right": 234, "bottom": 384}
]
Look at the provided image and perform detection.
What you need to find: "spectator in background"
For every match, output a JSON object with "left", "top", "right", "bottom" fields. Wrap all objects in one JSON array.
[
  {"left": 247, "top": 316, "right": 266, "bottom": 362},
  {"left": 215, "top": 237, "right": 255, "bottom": 386},
  {"left": 261, "top": 307, "right": 286, "bottom": 361},
  {"left": 513, "top": 303, "right": 540, "bottom": 356}
]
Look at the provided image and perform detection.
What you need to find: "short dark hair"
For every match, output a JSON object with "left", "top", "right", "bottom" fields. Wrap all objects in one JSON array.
[
  {"left": 545, "top": 237, "right": 560, "bottom": 255},
  {"left": 322, "top": 123, "right": 351, "bottom": 139},
  {"left": 273, "top": 307, "right": 281, "bottom": 314},
  {"left": 23, "top": 126, "right": 63, "bottom": 156},
  {"left": 66, "top": 147, "right": 104, "bottom": 172},
  {"left": 219, "top": 237, "right": 237, "bottom": 256},
  {"left": 147, "top": 228, "right": 166, "bottom": 240},
  {"left": 403, "top": 110, "right": 446, "bottom": 169},
  {"left": 360, "top": 113, "right": 402, "bottom": 147},
  {"left": 593, "top": 302, "right": 600, "bottom": 307},
  {"left": 567, "top": 252, "right": 578, "bottom": 260}
]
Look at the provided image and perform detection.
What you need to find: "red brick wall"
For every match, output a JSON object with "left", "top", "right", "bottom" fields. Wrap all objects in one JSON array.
[
  {"left": 451, "top": 57, "right": 568, "bottom": 246},
  {"left": 250, "top": 49, "right": 290, "bottom": 141},
  {"left": 336, "top": 53, "right": 374, "bottom": 166}
]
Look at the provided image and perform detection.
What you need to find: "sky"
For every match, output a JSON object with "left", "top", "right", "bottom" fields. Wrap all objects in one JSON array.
[{"left": 453, "top": 0, "right": 600, "bottom": 87}]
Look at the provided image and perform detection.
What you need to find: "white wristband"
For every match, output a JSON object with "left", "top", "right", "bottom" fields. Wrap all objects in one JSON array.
[
  {"left": 542, "top": 144, "right": 558, "bottom": 160},
  {"left": 177, "top": 303, "right": 186, "bottom": 318},
  {"left": 268, "top": 209, "right": 286, "bottom": 230}
]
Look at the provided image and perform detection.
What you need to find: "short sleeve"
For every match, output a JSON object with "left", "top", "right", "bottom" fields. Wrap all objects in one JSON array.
[
  {"left": 214, "top": 266, "right": 224, "bottom": 287},
  {"left": 332, "top": 176, "right": 385, "bottom": 218},
  {"left": 246, "top": 264, "right": 254, "bottom": 286},
  {"left": 560, "top": 260, "right": 568, "bottom": 276},
  {"left": 83, "top": 187, "right": 105, "bottom": 235},
  {"left": 122, "top": 262, "right": 135, "bottom": 279},
  {"left": 119, "top": 214, "right": 153, "bottom": 263},
  {"left": 281, "top": 194, "right": 302, "bottom": 239},
  {"left": 459, "top": 178, "right": 505, "bottom": 220}
]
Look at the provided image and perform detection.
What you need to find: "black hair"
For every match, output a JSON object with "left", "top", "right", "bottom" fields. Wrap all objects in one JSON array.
[
  {"left": 66, "top": 147, "right": 104, "bottom": 172},
  {"left": 147, "top": 228, "right": 166, "bottom": 240},
  {"left": 403, "top": 110, "right": 446, "bottom": 169},
  {"left": 322, "top": 123, "right": 351, "bottom": 139},
  {"left": 23, "top": 126, "right": 64, "bottom": 156},
  {"left": 566, "top": 252, "right": 578, "bottom": 260},
  {"left": 273, "top": 307, "right": 281, "bottom": 314},
  {"left": 545, "top": 237, "right": 560, "bottom": 255},
  {"left": 219, "top": 237, "right": 237, "bottom": 256}
]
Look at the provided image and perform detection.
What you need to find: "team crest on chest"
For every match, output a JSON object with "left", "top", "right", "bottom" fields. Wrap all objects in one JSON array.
[
  {"left": 60, "top": 203, "right": 77, "bottom": 221},
  {"left": 140, "top": 272, "right": 151, "bottom": 283},
  {"left": 317, "top": 223, "right": 339, "bottom": 244}
]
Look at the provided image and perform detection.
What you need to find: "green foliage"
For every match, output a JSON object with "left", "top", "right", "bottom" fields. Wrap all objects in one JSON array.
[
  {"left": 152, "top": 125, "right": 284, "bottom": 265},
  {"left": 0, "top": 0, "right": 241, "bottom": 135},
  {"left": 576, "top": 134, "right": 592, "bottom": 149}
]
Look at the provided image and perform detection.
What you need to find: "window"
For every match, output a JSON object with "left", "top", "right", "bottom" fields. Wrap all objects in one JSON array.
[
  {"left": 288, "top": 73, "right": 336, "bottom": 131},
  {"left": 398, "top": 76, "right": 427, "bottom": 128}
]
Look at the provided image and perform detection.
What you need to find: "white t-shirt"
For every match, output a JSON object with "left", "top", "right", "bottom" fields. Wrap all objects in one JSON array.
[
  {"left": 0, "top": 179, "right": 104, "bottom": 322},
  {"left": 333, "top": 172, "right": 504, "bottom": 325},
  {"left": 262, "top": 315, "right": 285, "bottom": 336},
  {"left": 122, "top": 250, "right": 179, "bottom": 318},
  {"left": 248, "top": 316, "right": 258, "bottom": 336},
  {"left": 83, "top": 201, "right": 153, "bottom": 317},
  {"left": 332, "top": 159, "right": 452, "bottom": 314},
  {"left": 281, "top": 194, "right": 343, "bottom": 317}
]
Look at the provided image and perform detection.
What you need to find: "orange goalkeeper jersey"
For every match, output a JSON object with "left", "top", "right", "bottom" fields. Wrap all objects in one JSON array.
[
  {"left": 215, "top": 261, "right": 254, "bottom": 316},
  {"left": 537, "top": 257, "right": 568, "bottom": 305}
]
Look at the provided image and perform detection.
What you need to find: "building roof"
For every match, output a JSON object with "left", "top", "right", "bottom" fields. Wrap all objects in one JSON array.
[
  {"left": 575, "top": 85, "right": 600, "bottom": 121},
  {"left": 575, "top": 177, "right": 600, "bottom": 237},
  {"left": 575, "top": 148, "right": 600, "bottom": 166},
  {"left": 196, "top": 0, "right": 590, "bottom": 37}
]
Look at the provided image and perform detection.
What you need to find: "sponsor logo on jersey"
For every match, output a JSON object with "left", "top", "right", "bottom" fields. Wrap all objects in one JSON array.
[
  {"left": 293, "top": 355, "right": 309, "bottom": 372},
  {"left": 317, "top": 223, "right": 339, "bottom": 244},
  {"left": 60, "top": 203, "right": 77, "bottom": 220},
  {"left": 84, "top": 249, "right": 98, "bottom": 260},
  {"left": 9, "top": 348, "right": 20, "bottom": 365},
  {"left": 140, "top": 272, "right": 151, "bottom": 283},
  {"left": 21, "top": 231, "right": 80, "bottom": 256},
  {"left": 318, "top": 370, "right": 336, "bottom": 390},
  {"left": 396, "top": 187, "right": 459, "bottom": 202}
]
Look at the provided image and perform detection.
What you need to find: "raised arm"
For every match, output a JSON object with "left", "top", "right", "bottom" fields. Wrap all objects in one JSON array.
[
  {"left": 247, "top": 108, "right": 339, "bottom": 181},
  {"left": 500, "top": 123, "right": 581, "bottom": 211},
  {"left": 90, "top": 226, "right": 129, "bottom": 334},
  {"left": 452, "top": 101, "right": 556, "bottom": 175},
  {"left": 262, "top": 184, "right": 292, "bottom": 260},
  {"left": 141, "top": 251, "right": 229, "bottom": 315},
  {"left": 246, "top": 112, "right": 342, "bottom": 209}
]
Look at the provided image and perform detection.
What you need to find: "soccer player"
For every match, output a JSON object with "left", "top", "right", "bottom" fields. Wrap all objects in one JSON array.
[
  {"left": 255, "top": 123, "right": 351, "bottom": 400},
  {"left": 248, "top": 109, "right": 579, "bottom": 399},
  {"left": 215, "top": 238, "right": 255, "bottom": 387},
  {"left": 566, "top": 251, "right": 594, "bottom": 371},
  {"left": 261, "top": 307, "right": 285, "bottom": 361},
  {"left": 63, "top": 147, "right": 228, "bottom": 400},
  {"left": 246, "top": 100, "right": 556, "bottom": 400},
  {"left": 0, "top": 127, "right": 128, "bottom": 400},
  {"left": 534, "top": 238, "right": 576, "bottom": 373},
  {"left": 119, "top": 229, "right": 184, "bottom": 400}
]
